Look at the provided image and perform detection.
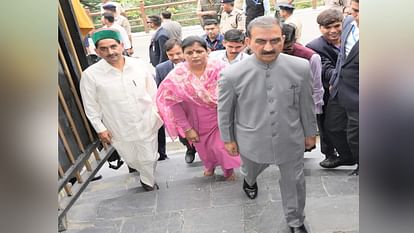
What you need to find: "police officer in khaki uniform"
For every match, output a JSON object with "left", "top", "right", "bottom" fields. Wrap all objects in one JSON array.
[
  {"left": 196, "top": 0, "right": 222, "bottom": 26},
  {"left": 274, "top": 0, "right": 294, "bottom": 19},
  {"left": 324, "top": 0, "right": 350, "bottom": 10},
  {"left": 220, "top": 0, "right": 246, "bottom": 34}
]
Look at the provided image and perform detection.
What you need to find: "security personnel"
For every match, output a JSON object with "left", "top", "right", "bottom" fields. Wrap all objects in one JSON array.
[
  {"left": 279, "top": 2, "right": 303, "bottom": 43},
  {"left": 220, "top": 0, "right": 246, "bottom": 34},
  {"left": 196, "top": 0, "right": 222, "bottom": 26},
  {"left": 274, "top": 0, "right": 294, "bottom": 19}
]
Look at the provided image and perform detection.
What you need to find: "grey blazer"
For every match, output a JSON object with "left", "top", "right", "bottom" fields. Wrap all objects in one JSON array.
[{"left": 218, "top": 54, "right": 317, "bottom": 164}]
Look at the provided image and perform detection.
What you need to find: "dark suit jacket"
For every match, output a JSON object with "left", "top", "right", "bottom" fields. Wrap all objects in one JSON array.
[
  {"left": 331, "top": 16, "right": 359, "bottom": 111},
  {"left": 155, "top": 60, "right": 174, "bottom": 87},
  {"left": 306, "top": 36, "right": 340, "bottom": 90},
  {"left": 306, "top": 36, "right": 340, "bottom": 106},
  {"left": 149, "top": 27, "right": 170, "bottom": 67}
]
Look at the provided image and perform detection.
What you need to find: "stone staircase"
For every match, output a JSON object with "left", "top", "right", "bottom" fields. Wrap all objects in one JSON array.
[{"left": 65, "top": 140, "right": 358, "bottom": 233}]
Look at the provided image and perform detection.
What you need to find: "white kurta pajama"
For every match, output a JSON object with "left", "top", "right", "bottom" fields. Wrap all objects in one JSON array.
[{"left": 80, "top": 56, "right": 163, "bottom": 186}]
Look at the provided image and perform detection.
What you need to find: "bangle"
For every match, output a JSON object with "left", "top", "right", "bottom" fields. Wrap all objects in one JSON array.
[{"left": 184, "top": 128, "right": 193, "bottom": 133}]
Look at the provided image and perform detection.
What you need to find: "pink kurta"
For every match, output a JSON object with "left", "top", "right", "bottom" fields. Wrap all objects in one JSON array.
[{"left": 156, "top": 59, "right": 240, "bottom": 176}]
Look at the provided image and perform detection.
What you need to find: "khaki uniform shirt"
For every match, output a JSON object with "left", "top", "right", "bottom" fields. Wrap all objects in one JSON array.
[
  {"left": 234, "top": 0, "right": 244, "bottom": 10},
  {"left": 220, "top": 8, "right": 246, "bottom": 34},
  {"left": 197, "top": 0, "right": 222, "bottom": 24},
  {"left": 285, "top": 15, "right": 302, "bottom": 43},
  {"left": 115, "top": 15, "right": 131, "bottom": 35}
]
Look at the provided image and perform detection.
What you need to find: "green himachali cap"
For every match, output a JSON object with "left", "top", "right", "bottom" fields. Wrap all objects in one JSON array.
[{"left": 91, "top": 29, "right": 121, "bottom": 45}]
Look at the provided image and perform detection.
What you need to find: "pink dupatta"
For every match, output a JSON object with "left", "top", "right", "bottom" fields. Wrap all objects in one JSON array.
[{"left": 156, "top": 59, "right": 226, "bottom": 140}]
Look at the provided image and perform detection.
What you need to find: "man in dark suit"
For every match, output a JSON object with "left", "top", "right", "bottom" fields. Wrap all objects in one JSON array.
[
  {"left": 148, "top": 15, "right": 170, "bottom": 160},
  {"left": 154, "top": 39, "right": 198, "bottom": 163},
  {"left": 330, "top": 0, "right": 359, "bottom": 176},
  {"left": 306, "top": 8, "right": 354, "bottom": 169},
  {"left": 148, "top": 15, "right": 170, "bottom": 67}
]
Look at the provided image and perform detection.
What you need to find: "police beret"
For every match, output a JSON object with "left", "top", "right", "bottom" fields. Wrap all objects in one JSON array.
[
  {"left": 278, "top": 3, "right": 295, "bottom": 9},
  {"left": 102, "top": 3, "right": 117, "bottom": 10},
  {"left": 220, "top": 0, "right": 235, "bottom": 3}
]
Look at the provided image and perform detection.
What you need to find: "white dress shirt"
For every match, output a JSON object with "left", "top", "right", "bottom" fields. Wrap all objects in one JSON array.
[
  {"left": 345, "top": 20, "right": 359, "bottom": 57},
  {"left": 209, "top": 50, "right": 250, "bottom": 65}
]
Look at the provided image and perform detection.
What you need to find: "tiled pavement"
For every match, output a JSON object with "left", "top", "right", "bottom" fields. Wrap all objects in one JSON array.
[{"left": 65, "top": 140, "right": 359, "bottom": 233}]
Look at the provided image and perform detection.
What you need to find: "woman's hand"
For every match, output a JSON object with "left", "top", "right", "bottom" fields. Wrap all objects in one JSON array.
[
  {"left": 185, "top": 128, "right": 200, "bottom": 143},
  {"left": 224, "top": 141, "right": 239, "bottom": 156}
]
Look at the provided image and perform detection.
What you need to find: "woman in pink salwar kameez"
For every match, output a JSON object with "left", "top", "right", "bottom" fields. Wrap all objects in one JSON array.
[{"left": 156, "top": 36, "right": 240, "bottom": 180}]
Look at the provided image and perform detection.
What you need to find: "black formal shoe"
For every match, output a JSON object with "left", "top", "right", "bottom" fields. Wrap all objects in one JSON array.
[
  {"left": 243, "top": 179, "right": 258, "bottom": 199},
  {"left": 91, "top": 175, "right": 103, "bottom": 181},
  {"left": 319, "top": 157, "right": 356, "bottom": 168},
  {"left": 304, "top": 144, "right": 316, "bottom": 152},
  {"left": 349, "top": 165, "right": 359, "bottom": 176},
  {"left": 289, "top": 224, "right": 308, "bottom": 233},
  {"left": 158, "top": 155, "right": 169, "bottom": 161},
  {"left": 185, "top": 150, "right": 195, "bottom": 164},
  {"left": 319, "top": 157, "right": 339, "bottom": 168},
  {"left": 140, "top": 180, "right": 159, "bottom": 191},
  {"left": 128, "top": 166, "right": 138, "bottom": 173}
]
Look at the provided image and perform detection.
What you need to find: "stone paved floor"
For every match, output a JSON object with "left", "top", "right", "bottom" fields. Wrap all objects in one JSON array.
[{"left": 65, "top": 140, "right": 359, "bottom": 233}]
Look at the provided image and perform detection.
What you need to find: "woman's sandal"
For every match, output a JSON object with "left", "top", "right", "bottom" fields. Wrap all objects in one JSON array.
[
  {"left": 225, "top": 173, "right": 236, "bottom": 181},
  {"left": 203, "top": 170, "right": 215, "bottom": 176}
]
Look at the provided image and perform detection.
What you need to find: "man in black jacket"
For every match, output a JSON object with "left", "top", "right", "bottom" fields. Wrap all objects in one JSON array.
[
  {"left": 154, "top": 39, "right": 198, "bottom": 163},
  {"left": 330, "top": 0, "right": 359, "bottom": 176},
  {"left": 148, "top": 15, "right": 171, "bottom": 160},
  {"left": 245, "top": 0, "right": 267, "bottom": 29},
  {"left": 148, "top": 15, "right": 170, "bottom": 67},
  {"left": 306, "top": 8, "right": 354, "bottom": 170}
]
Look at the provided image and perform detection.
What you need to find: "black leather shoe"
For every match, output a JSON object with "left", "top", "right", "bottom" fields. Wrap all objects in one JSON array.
[
  {"left": 319, "top": 157, "right": 338, "bottom": 168},
  {"left": 128, "top": 166, "right": 138, "bottom": 173},
  {"left": 243, "top": 179, "right": 258, "bottom": 199},
  {"left": 140, "top": 180, "right": 159, "bottom": 191},
  {"left": 289, "top": 224, "right": 308, "bottom": 233},
  {"left": 185, "top": 150, "right": 195, "bottom": 164},
  {"left": 349, "top": 165, "right": 359, "bottom": 176},
  {"left": 158, "top": 155, "right": 169, "bottom": 161},
  {"left": 320, "top": 157, "right": 356, "bottom": 168},
  {"left": 91, "top": 175, "right": 103, "bottom": 181}
]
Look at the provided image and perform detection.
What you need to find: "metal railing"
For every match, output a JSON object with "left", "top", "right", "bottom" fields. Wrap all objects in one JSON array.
[{"left": 58, "top": 0, "right": 115, "bottom": 230}]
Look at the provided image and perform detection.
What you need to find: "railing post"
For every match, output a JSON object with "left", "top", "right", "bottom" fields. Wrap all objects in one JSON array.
[
  {"left": 140, "top": 0, "right": 149, "bottom": 33},
  {"left": 312, "top": 0, "right": 317, "bottom": 9}
]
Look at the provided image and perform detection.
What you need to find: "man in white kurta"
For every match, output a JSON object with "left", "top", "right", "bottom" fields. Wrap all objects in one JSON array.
[{"left": 80, "top": 29, "right": 163, "bottom": 191}]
